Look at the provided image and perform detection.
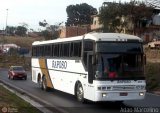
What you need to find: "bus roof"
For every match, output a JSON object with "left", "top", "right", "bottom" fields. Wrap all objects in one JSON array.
[{"left": 32, "top": 33, "right": 142, "bottom": 45}]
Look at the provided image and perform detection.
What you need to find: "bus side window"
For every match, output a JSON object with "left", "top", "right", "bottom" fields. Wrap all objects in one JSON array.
[
  {"left": 59, "top": 43, "right": 63, "bottom": 57},
  {"left": 70, "top": 43, "right": 74, "bottom": 57},
  {"left": 82, "top": 40, "right": 94, "bottom": 70},
  {"left": 73, "top": 42, "right": 81, "bottom": 57},
  {"left": 52, "top": 44, "right": 54, "bottom": 56},
  {"left": 53, "top": 44, "right": 59, "bottom": 57},
  {"left": 63, "top": 43, "right": 70, "bottom": 57},
  {"left": 45, "top": 45, "right": 51, "bottom": 57},
  {"left": 40, "top": 46, "right": 45, "bottom": 57},
  {"left": 84, "top": 41, "right": 93, "bottom": 51}
]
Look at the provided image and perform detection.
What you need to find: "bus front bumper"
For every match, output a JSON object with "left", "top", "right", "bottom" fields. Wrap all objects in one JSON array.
[{"left": 94, "top": 90, "right": 146, "bottom": 102}]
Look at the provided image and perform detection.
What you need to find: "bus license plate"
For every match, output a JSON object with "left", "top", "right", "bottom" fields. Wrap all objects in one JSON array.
[{"left": 120, "top": 92, "right": 128, "bottom": 96}]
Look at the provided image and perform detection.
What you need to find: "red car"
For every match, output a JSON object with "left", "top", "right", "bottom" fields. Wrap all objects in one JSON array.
[{"left": 8, "top": 66, "right": 27, "bottom": 80}]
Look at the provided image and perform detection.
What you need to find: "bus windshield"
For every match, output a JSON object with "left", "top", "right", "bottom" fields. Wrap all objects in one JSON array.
[
  {"left": 95, "top": 53, "right": 144, "bottom": 80},
  {"left": 96, "top": 42, "right": 143, "bottom": 53}
]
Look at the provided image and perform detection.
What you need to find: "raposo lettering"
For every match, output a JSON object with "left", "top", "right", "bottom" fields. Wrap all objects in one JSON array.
[{"left": 52, "top": 60, "right": 67, "bottom": 69}]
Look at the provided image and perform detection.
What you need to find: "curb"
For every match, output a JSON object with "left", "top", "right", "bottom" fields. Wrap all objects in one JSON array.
[{"left": 0, "top": 78, "right": 68, "bottom": 113}]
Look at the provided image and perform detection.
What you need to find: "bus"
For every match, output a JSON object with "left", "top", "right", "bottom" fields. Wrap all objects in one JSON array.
[{"left": 31, "top": 33, "right": 146, "bottom": 102}]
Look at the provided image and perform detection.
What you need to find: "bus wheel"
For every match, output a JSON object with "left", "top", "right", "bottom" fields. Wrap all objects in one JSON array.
[
  {"left": 76, "top": 83, "right": 84, "bottom": 103},
  {"left": 42, "top": 77, "right": 49, "bottom": 91},
  {"left": 38, "top": 77, "right": 43, "bottom": 90}
]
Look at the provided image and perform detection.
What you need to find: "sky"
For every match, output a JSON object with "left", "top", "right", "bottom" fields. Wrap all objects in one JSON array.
[{"left": 0, "top": 0, "right": 140, "bottom": 31}]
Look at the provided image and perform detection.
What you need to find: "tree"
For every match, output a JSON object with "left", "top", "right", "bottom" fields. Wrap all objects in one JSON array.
[
  {"left": 39, "top": 20, "right": 48, "bottom": 27},
  {"left": 15, "top": 26, "right": 27, "bottom": 36},
  {"left": 6, "top": 26, "right": 16, "bottom": 36},
  {"left": 146, "top": 0, "right": 160, "bottom": 8},
  {"left": 39, "top": 20, "right": 59, "bottom": 40},
  {"left": 99, "top": 1, "right": 154, "bottom": 33},
  {"left": 66, "top": 3, "right": 98, "bottom": 26},
  {"left": 19, "top": 22, "right": 29, "bottom": 28},
  {"left": 46, "top": 25, "right": 59, "bottom": 39}
]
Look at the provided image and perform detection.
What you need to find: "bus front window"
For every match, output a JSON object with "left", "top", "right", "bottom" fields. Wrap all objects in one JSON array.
[{"left": 96, "top": 54, "right": 144, "bottom": 79}]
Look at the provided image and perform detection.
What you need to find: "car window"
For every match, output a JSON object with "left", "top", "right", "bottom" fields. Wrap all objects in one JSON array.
[{"left": 12, "top": 67, "right": 24, "bottom": 71}]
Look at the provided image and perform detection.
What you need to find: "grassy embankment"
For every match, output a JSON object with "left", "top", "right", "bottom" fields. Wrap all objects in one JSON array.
[
  {"left": 0, "top": 36, "right": 44, "bottom": 48},
  {"left": 0, "top": 85, "right": 41, "bottom": 113},
  {"left": 0, "top": 54, "right": 31, "bottom": 70},
  {"left": 144, "top": 48, "right": 160, "bottom": 91}
]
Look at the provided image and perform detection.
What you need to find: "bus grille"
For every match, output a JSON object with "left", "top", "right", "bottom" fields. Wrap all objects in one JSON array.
[{"left": 112, "top": 85, "right": 135, "bottom": 91}]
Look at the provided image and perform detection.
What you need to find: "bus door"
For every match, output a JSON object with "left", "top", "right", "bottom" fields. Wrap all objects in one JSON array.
[{"left": 84, "top": 53, "right": 95, "bottom": 100}]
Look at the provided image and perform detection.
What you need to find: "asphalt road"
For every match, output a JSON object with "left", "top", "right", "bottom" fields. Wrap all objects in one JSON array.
[{"left": 0, "top": 68, "right": 160, "bottom": 113}]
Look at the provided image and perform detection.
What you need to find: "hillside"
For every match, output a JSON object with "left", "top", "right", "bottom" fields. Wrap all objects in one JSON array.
[{"left": 0, "top": 36, "right": 44, "bottom": 48}]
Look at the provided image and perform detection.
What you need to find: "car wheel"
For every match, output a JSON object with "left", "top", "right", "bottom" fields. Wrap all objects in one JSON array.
[
  {"left": 11, "top": 76, "right": 14, "bottom": 80},
  {"left": 24, "top": 76, "right": 27, "bottom": 80},
  {"left": 8, "top": 74, "right": 10, "bottom": 79},
  {"left": 76, "top": 82, "right": 85, "bottom": 103}
]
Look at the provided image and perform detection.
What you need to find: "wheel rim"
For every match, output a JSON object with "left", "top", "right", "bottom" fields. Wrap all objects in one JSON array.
[
  {"left": 42, "top": 78, "right": 47, "bottom": 90},
  {"left": 38, "top": 79, "right": 42, "bottom": 88},
  {"left": 77, "top": 84, "right": 83, "bottom": 101}
]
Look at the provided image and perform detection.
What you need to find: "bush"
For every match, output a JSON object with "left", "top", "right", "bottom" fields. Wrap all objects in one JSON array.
[
  {"left": 145, "top": 62, "right": 160, "bottom": 91},
  {"left": 0, "top": 55, "right": 31, "bottom": 70}
]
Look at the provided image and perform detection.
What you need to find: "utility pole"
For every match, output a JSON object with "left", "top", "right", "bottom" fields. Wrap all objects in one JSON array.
[{"left": 5, "top": 9, "right": 8, "bottom": 35}]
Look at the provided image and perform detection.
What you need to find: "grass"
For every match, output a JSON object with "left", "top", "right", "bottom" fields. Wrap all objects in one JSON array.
[
  {"left": 0, "top": 55, "right": 31, "bottom": 70},
  {"left": 0, "top": 85, "right": 41, "bottom": 113},
  {"left": 145, "top": 62, "right": 160, "bottom": 91},
  {"left": 143, "top": 48, "right": 160, "bottom": 91}
]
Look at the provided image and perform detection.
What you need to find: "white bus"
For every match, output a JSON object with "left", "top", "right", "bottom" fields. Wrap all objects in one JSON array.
[{"left": 31, "top": 33, "right": 146, "bottom": 102}]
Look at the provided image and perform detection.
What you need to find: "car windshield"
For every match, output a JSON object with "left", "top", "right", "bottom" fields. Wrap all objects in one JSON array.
[
  {"left": 12, "top": 67, "right": 24, "bottom": 71},
  {"left": 95, "top": 54, "right": 144, "bottom": 80}
]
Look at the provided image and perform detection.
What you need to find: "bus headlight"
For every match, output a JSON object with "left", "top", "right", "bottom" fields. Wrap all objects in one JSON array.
[
  {"left": 139, "top": 92, "right": 144, "bottom": 96},
  {"left": 102, "top": 93, "right": 107, "bottom": 97}
]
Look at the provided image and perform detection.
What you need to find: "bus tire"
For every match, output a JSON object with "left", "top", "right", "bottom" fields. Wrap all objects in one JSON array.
[
  {"left": 38, "top": 75, "right": 43, "bottom": 90},
  {"left": 42, "top": 76, "right": 49, "bottom": 91},
  {"left": 76, "top": 82, "right": 85, "bottom": 103}
]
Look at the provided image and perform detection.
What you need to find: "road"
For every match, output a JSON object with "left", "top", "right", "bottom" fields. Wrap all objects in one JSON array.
[{"left": 0, "top": 68, "right": 160, "bottom": 113}]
